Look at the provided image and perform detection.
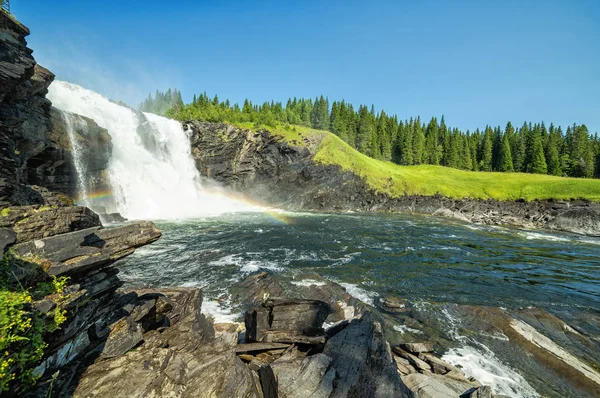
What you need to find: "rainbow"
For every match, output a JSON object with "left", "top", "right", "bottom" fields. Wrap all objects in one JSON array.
[
  {"left": 74, "top": 189, "right": 296, "bottom": 224},
  {"left": 74, "top": 190, "right": 114, "bottom": 203}
]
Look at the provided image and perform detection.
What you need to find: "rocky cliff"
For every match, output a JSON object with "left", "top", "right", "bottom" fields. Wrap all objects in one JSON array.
[
  {"left": 0, "top": 12, "right": 111, "bottom": 207},
  {"left": 187, "top": 121, "right": 600, "bottom": 236}
]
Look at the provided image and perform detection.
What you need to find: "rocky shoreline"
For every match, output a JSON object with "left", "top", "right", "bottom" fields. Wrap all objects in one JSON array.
[{"left": 186, "top": 121, "right": 600, "bottom": 237}]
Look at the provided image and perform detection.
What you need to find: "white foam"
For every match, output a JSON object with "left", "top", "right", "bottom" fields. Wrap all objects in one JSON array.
[
  {"left": 442, "top": 346, "right": 539, "bottom": 397},
  {"left": 393, "top": 324, "right": 423, "bottom": 335},
  {"left": 339, "top": 282, "right": 377, "bottom": 306},
  {"left": 519, "top": 231, "right": 570, "bottom": 242},
  {"left": 201, "top": 299, "right": 240, "bottom": 323},
  {"left": 291, "top": 279, "right": 326, "bottom": 287}
]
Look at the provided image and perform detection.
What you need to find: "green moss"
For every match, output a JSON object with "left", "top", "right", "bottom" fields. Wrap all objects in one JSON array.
[
  {"left": 252, "top": 124, "right": 600, "bottom": 202},
  {"left": 0, "top": 208, "right": 11, "bottom": 217}
]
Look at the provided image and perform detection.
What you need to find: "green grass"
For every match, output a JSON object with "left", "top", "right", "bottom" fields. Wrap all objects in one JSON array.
[
  {"left": 244, "top": 123, "right": 600, "bottom": 202},
  {"left": 230, "top": 121, "right": 327, "bottom": 148}
]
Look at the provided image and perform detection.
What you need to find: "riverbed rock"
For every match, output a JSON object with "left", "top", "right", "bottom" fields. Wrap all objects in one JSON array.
[
  {"left": 460, "top": 385, "right": 493, "bottom": 398},
  {"left": 245, "top": 298, "right": 331, "bottom": 344},
  {"left": 11, "top": 221, "right": 161, "bottom": 277}
]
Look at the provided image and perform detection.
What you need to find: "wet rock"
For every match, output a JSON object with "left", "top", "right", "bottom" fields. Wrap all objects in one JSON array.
[
  {"left": 460, "top": 385, "right": 493, "bottom": 398},
  {"left": 400, "top": 342, "right": 434, "bottom": 354},
  {"left": 98, "top": 212, "right": 127, "bottom": 224},
  {"left": 11, "top": 221, "right": 161, "bottom": 277},
  {"left": 245, "top": 298, "right": 331, "bottom": 344},
  {"left": 381, "top": 296, "right": 412, "bottom": 314},
  {"left": 392, "top": 347, "right": 431, "bottom": 373}
]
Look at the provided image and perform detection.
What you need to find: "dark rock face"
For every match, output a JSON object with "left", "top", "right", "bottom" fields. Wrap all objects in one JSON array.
[
  {"left": 69, "top": 288, "right": 261, "bottom": 398},
  {"left": 245, "top": 298, "right": 332, "bottom": 344},
  {"left": 0, "top": 205, "right": 101, "bottom": 243},
  {"left": 0, "top": 12, "right": 111, "bottom": 207},
  {"left": 186, "top": 121, "right": 600, "bottom": 236}
]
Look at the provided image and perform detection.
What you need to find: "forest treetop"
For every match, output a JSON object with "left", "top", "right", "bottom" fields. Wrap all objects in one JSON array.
[{"left": 139, "top": 90, "right": 600, "bottom": 179}]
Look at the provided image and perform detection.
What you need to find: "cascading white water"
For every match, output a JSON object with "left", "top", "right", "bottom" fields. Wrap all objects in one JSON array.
[
  {"left": 62, "top": 112, "right": 91, "bottom": 209},
  {"left": 48, "top": 81, "right": 255, "bottom": 220}
]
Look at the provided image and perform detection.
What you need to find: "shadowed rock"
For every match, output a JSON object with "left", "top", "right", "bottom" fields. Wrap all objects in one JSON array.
[
  {"left": 11, "top": 221, "right": 161, "bottom": 277},
  {"left": 245, "top": 298, "right": 331, "bottom": 344}
]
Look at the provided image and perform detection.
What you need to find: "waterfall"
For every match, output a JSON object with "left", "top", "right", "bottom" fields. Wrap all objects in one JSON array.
[
  {"left": 48, "top": 81, "right": 254, "bottom": 220},
  {"left": 62, "top": 112, "right": 91, "bottom": 208}
]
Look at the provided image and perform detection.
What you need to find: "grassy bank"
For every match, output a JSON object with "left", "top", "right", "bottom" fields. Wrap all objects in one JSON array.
[{"left": 234, "top": 122, "right": 600, "bottom": 202}]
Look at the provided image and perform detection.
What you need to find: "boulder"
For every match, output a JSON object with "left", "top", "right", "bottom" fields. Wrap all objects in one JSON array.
[
  {"left": 323, "top": 312, "right": 406, "bottom": 397},
  {"left": 0, "top": 227, "right": 16, "bottom": 253},
  {"left": 460, "top": 385, "right": 493, "bottom": 398},
  {"left": 270, "top": 351, "right": 335, "bottom": 398},
  {"left": 245, "top": 298, "right": 331, "bottom": 344},
  {"left": 0, "top": 205, "right": 101, "bottom": 242},
  {"left": 400, "top": 342, "right": 434, "bottom": 354},
  {"left": 402, "top": 373, "right": 479, "bottom": 398},
  {"left": 11, "top": 221, "right": 161, "bottom": 276}
]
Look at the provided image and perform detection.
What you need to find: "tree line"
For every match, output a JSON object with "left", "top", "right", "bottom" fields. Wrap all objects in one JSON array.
[
  {"left": 140, "top": 90, "right": 600, "bottom": 178},
  {"left": 138, "top": 88, "right": 184, "bottom": 116}
]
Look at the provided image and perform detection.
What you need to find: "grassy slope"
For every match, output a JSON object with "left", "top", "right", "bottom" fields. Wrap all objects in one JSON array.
[{"left": 231, "top": 122, "right": 600, "bottom": 202}]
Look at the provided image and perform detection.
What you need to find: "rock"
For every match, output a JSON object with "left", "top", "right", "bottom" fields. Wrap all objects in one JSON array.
[
  {"left": 381, "top": 296, "right": 412, "bottom": 314},
  {"left": 400, "top": 342, "right": 434, "bottom": 354},
  {"left": 71, "top": 289, "right": 261, "bottom": 398},
  {"left": 100, "top": 316, "right": 144, "bottom": 358},
  {"left": 323, "top": 312, "right": 406, "bottom": 397},
  {"left": 245, "top": 298, "right": 331, "bottom": 344},
  {"left": 98, "top": 212, "right": 127, "bottom": 223},
  {"left": 418, "top": 352, "right": 456, "bottom": 375},
  {"left": 248, "top": 359, "right": 278, "bottom": 398},
  {"left": 392, "top": 347, "right": 432, "bottom": 373},
  {"left": 270, "top": 352, "right": 335, "bottom": 398},
  {"left": 11, "top": 221, "right": 161, "bottom": 277},
  {"left": 460, "top": 385, "right": 493, "bottom": 398},
  {"left": 0, "top": 205, "right": 101, "bottom": 243},
  {"left": 0, "top": 227, "right": 16, "bottom": 253},
  {"left": 394, "top": 356, "right": 417, "bottom": 375},
  {"left": 402, "top": 373, "right": 479, "bottom": 398},
  {"left": 235, "top": 342, "right": 291, "bottom": 353}
]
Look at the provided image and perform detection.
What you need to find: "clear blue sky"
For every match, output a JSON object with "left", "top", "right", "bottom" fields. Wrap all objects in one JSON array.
[{"left": 13, "top": 0, "right": 600, "bottom": 133}]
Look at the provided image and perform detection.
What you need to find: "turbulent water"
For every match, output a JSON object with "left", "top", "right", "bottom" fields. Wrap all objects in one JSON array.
[
  {"left": 117, "top": 212, "right": 600, "bottom": 397},
  {"left": 48, "top": 81, "right": 253, "bottom": 219}
]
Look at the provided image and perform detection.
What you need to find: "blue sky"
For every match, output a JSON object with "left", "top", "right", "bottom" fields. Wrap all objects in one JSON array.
[{"left": 13, "top": 0, "right": 600, "bottom": 133}]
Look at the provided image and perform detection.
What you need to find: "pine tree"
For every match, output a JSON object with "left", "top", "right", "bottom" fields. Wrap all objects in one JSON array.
[
  {"left": 497, "top": 133, "right": 514, "bottom": 172},
  {"left": 479, "top": 128, "right": 493, "bottom": 171},
  {"left": 530, "top": 131, "right": 548, "bottom": 174}
]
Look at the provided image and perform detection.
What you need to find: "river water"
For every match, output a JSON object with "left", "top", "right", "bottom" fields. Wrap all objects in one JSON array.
[{"left": 117, "top": 211, "right": 600, "bottom": 398}]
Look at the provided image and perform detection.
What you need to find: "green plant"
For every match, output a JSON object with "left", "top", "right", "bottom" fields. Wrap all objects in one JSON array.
[
  {"left": 0, "top": 252, "right": 69, "bottom": 393},
  {"left": 0, "top": 208, "right": 11, "bottom": 217}
]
